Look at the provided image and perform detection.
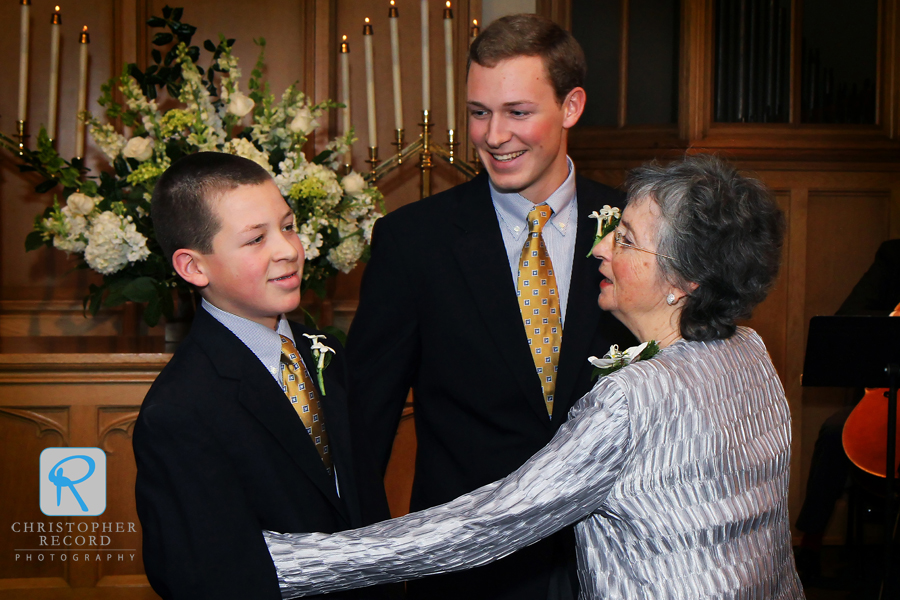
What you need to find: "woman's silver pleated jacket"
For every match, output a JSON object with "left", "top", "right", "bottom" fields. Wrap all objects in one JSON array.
[{"left": 266, "top": 326, "right": 805, "bottom": 599}]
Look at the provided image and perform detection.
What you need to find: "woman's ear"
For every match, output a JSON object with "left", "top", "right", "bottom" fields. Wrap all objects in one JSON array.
[{"left": 172, "top": 249, "right": 209, "bottom": 288}]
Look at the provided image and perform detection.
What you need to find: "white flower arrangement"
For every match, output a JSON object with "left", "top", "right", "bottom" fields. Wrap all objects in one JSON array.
[{"left": 5, "top": 8, "right": 383, "bottom": 326}]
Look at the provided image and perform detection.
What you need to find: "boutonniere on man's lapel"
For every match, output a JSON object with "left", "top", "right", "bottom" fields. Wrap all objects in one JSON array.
[
  {"left": 302, "top": 334, "right": 335, "bottom": 396},
  {"left": 588, "top": 341, "right": 660, "bottom": 380},
  {"left": 586, "top": 205, "right": 621, "bottom": 257}
]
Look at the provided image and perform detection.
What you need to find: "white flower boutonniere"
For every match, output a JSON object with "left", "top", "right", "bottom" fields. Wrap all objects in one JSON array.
[
  {"left": 588, "top": 340, "right": 660, "bottom": 380},
  {"left": 586, "top": 205, "right": 622, "bottom": 257},
  {"left": 302, "top": 334, "right": 335, "bottom": 396}
]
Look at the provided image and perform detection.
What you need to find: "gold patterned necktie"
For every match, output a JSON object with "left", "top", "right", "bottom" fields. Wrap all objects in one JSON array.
[
  {"left": 517, "top": 205, "right": 562, "bottom": 418},
  {"left": 279, "top": 335, "right": 333, "bottom": 474}
]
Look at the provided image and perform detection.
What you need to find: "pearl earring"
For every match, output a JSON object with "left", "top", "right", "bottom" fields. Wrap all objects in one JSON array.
[{"left": 666, "top": 293, "right": 676, "bottom": 306}]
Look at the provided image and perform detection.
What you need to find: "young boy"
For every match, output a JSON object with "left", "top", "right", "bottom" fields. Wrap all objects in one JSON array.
[{"left": 133, "top": 152, "right": 387, "bottom": 600}]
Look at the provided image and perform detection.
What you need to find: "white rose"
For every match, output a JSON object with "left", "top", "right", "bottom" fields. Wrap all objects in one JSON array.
[
  {"left": 227, "top": 92, "right": 255, "bottom": 117},
  {"left": 122, "top": 136, "right": 154, "bottom": 162},
  {"left": 66, "top": 192, "right": 96, "bottom": 216},
  {"left": 341, "top": 171, "right": 367, "bottom": 196},
  {"left": 289, "top": 106, "right": 318, "bottom": 134}
]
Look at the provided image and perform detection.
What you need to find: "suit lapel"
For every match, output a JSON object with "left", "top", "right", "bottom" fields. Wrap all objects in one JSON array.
[
  {"left": 195, "top": 311, "right": 351, "bottom": 526},
  {"left": 451, "top": 174, "right": 551, "bottom": 425},
  {"left": 553, "top": 183, "right": 606, "bottom": 424}
]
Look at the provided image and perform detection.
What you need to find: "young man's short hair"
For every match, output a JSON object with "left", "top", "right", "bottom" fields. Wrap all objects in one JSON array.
[
  {"left": 151, "top": 152, "right": 272, "bottom": 264},
  {"left": 467, "top": 14, "right": 587, "bottom": 104}
]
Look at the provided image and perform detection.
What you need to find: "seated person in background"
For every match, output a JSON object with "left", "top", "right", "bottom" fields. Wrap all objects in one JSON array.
[
  {"left": 794, "top": 238, "right": 900, "bottom": 580},
  {"left": 132, "top": 152, "right": 388, "bottom": 600},
  {"left": 264, "top": 155, "right": 805, "bottom": 600}
]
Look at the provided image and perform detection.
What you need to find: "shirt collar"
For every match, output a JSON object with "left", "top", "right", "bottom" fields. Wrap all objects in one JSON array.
[
  {"left": 201, "top": 298, "right": 294, "bottom": 376},
  {"left": 490, "top": 156, "right": 576, "bottom": 241}
]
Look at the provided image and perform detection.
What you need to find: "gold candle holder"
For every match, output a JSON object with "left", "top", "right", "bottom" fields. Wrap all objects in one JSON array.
[
  {"left": 366, "top": 146, "right": 379, "bottom": 176},
  {"left": 419, "top": 110, "right": 433, "bottom": 199},
  {"left": 16, "top": 120, "right": 26, "bottom": 156},
  {"left": 393, "top": 128, "right": 405, "bottom": 163},
  {"left": 446, "top": 129, "right": 458, "bottom": 164}
]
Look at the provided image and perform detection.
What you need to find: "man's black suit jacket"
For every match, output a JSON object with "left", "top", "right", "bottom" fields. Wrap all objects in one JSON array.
[
  {"left": 134, "top": 307, "right": 389, "bottom": 600},
  {"left": 346, "top": 171, "right": 635, "bottom": 600}
]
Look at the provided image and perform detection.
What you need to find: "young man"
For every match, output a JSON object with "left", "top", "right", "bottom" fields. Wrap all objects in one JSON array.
[
  {"left": 346, "top": 14, "right": 634, "bottom": 600},
  {"left": 133, "top": 152, "right": 388, "bottom": 600}
]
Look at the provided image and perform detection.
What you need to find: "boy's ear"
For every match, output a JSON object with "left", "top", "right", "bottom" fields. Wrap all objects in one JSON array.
[
  {"left": 172, "top": 249, "right": 209, "bottom": 288},
  {"left": 561, "top": 86, "right": 586, "bottom": 129}
]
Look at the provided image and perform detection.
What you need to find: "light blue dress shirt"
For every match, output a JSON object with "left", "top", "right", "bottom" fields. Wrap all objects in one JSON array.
[
  {"left": 202, "top": 298, "right": 295, "bottom": 384},
  {"left": 490, "top": 156, "right": 577, "bottom": 325}
]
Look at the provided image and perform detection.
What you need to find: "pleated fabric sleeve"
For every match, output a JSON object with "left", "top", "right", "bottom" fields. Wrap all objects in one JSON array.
[{"left": 265, "top": 379, "right": 632, "bottom": 596}]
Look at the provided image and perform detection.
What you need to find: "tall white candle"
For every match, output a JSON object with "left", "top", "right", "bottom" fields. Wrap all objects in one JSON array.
[
  {"left": 420, "top": 0, "right": 430, "bottom": 111},
  {"left": 48, "top": 6, "right": 61, "bottom": 140},
  {"left": 363, "top": 19, "right": 377, "bottom": 149},
  {"left": 75, "top": 26, "right": 89, "bottom": 158},
  {"left": 443, "top": 2, "right": 455, "bottom": 131},
  {"left": 340, "top": 35, "right": 351, "bottom": 165},
  {"left": 389, "top": 2, "right": 403, "bottom": 131},
  {"left": 18, "top": 0, "right": 31, "bottom": 123}
]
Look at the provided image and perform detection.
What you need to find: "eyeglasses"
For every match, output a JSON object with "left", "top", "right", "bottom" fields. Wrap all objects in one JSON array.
[{"left": 613, "top": 230, "right": 675, "bottom": 261}]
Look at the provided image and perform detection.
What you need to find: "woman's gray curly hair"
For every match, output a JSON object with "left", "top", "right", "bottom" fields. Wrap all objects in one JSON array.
[{"left": 626, "top": 155, "right": 785, "bottom": 341}]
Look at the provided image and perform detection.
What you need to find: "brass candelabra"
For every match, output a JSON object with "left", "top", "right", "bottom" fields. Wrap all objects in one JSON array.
[{"left": 363, "top": 109, "right": 480, "bottom": 199}]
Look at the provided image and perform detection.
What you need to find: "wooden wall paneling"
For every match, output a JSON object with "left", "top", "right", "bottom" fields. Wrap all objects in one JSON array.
[
  {"left": 96, "top": 408, "right": 144, "bottom": 584},
  {"left": 798, "top": 189, "right": 893, "bottom": 542},
  {"left": 783, "top": 185, "right": 807, "bottom": 533},
  {"left": 0, "top": 409, "right": 67, "bottom": 584},
  {"left": 679, "top": 0, "right": 713, "bottom": 141},
  {"left": 536, "top": 0, "right": 571, "bottom": 29},
  {"left": 0, "top": 351, "right": 165, "bottom": 597}
]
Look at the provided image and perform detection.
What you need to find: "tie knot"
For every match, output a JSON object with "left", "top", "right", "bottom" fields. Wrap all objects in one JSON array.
[
  {"left": 280, "top": 335, "right": 300, "bottom": 364},
  {"left": 527, "top": 205, "right": 553, "bottom": 233}
]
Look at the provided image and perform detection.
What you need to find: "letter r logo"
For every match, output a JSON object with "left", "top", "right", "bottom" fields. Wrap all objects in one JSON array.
[{"left": 39, "top": 448, "right": 106, "bottom": 516}]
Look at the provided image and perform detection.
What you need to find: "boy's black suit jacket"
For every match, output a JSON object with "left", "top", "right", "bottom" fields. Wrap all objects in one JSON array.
[
  {"left": 134, "top": 307, "right": 389, "bottom": 600},
  {"left": 346, "top": 171, "right": 635, "bottom": 600}
]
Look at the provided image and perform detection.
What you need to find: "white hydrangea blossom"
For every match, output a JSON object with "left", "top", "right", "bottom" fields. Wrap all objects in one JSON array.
[
  {"left": 47, "top": 206, "right": 89, "bottom": 254},
  {"left": 327, "top": 235, "right": 366, "bottom": 274},
  {"left": 83, "top": 212, "right": 151, "bottom": 275}
]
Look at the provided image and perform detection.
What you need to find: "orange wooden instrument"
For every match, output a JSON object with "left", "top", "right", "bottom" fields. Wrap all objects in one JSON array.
[{"left": 843, "top": 390, "right": 900, "bottom": 478}]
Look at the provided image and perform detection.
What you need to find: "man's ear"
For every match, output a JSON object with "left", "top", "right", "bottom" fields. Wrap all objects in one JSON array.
[
  {"left": 172, "top": 249, "right": 209, "bottom": 288},
  {"left": 562, "top": 86, "right": 586, "bottom": 129}
]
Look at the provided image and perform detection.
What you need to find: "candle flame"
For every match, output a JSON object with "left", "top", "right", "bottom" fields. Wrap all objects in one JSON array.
[
  {"left": 446, "top": 1, "right": 450, "bottom": 6},
  {"left": 390, "top": 0, "right": 395, "bottom": 4},
  {"left": 473, "top": 19, "right": 478, "bottom": 25},
  {"left": 343, "top": 34, "right": 347, "bottom": 41},
  {"left": 365, "top": 17, "right": 370, "bottom": 23},
  {"left": 54, "top": 5, "right": 60, "bottom": 11},
  {"left": 82, "top": 25, "right": 87, "bottom": 32}
]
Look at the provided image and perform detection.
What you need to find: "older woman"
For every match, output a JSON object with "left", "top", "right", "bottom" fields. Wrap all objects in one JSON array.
[{"left": 265, "top": 155, "right": 804, "bottom": 599}]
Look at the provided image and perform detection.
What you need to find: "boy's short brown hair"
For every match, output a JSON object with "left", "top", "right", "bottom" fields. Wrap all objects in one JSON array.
[
  {"left": 151, "top": 152, "right": 272, "bottom": 264},
  {"left": 467, "top": 14, "right": 587, "bottom": 104}
]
